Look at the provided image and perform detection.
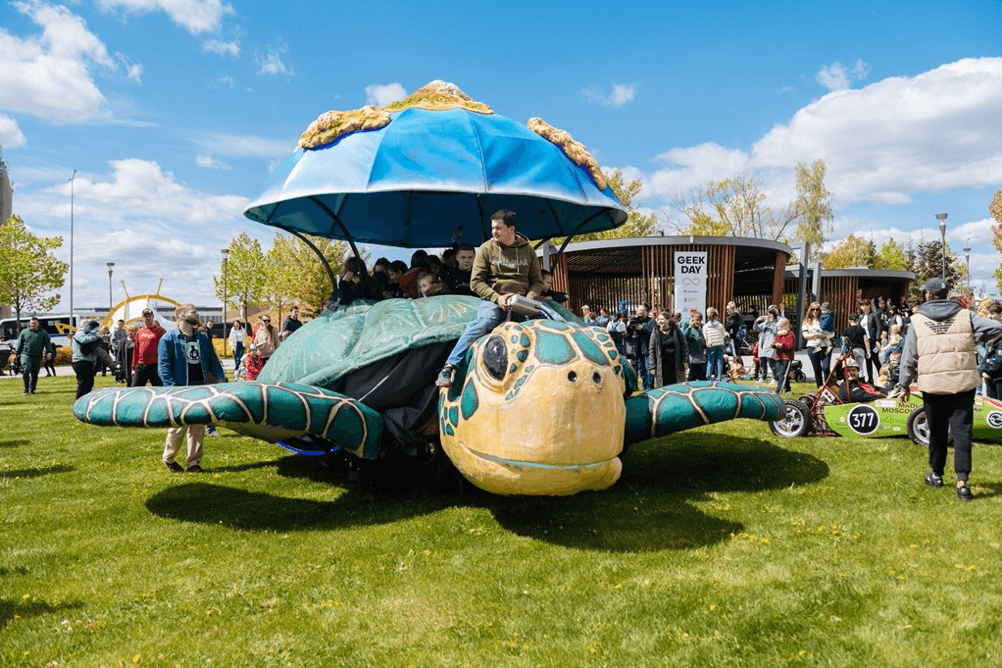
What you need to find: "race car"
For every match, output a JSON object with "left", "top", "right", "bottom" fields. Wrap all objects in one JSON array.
[{"left": 769, "top": 354, "right": 1002, "bottom": 446}]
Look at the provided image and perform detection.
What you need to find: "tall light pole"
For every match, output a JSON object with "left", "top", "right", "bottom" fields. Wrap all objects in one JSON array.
[
  {"left": 935, "top": 213, "right": 948, "bottom": 281},
  {"left": 221, "top": 248, "right": 230, "bottom": 357},
  {"left": 963, "top": 242, "right": 971, "bottom": 294},
  {"left": 106, "top": 262, "right": 115, "bottom": 313},
  {"left": 69, "top": 169, "right": 76, "bottom": 322}
]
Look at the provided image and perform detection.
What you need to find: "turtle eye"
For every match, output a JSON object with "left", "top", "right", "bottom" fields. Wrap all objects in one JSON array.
[{"left": 482, "top": 335, "right": 508, "bottom": 381}]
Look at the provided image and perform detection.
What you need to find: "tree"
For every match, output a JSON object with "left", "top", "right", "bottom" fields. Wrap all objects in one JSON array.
[
  {"left": 0, "top": 215, "right": 69, "bottom": 331},
  {"left": 265, "top": 233, "right": 351, "bottom": 316},
  {"left": 911, "top": 240, "right": 964, "bottom": 299},
  {"left": 821, "top": 234, "right": 876, "bottom": 269},
  {"left": 214, "top": 233, "right": 267, "bottom": 322},
  {"left": 874, "top": 237, "right": 911, "bottom": 271},
  {"left": 991, "top": 189, "right": 1002, "bottom": 291},
  {"left": 792, "top": 160, "right": 834, "bottom": 260},
  {"left": 563, "top": 169, "right": 657, "bottom": 242},
  {"left": 670, "top": 160, "right": 834, "bottom": 252}
]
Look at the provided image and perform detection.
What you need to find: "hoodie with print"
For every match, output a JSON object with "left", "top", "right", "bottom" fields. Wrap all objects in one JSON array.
[{"left": 470, "top": 232, "right": 544, "bottom": 303}]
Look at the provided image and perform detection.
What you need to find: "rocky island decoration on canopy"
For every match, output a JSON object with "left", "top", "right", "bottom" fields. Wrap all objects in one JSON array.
[{"left": 73, "top": 296, "right": 785, "bottom": 496}]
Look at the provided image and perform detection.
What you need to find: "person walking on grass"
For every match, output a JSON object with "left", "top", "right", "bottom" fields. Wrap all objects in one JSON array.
[
  {"left": 15, "top": 317, "right": 54, "bottom": 395},
  {"left": 896, "top": 278, "right": 1002, "bottom": 502},
  {"left": 157, "top": 304, "right": 226, "bottom": 474}
]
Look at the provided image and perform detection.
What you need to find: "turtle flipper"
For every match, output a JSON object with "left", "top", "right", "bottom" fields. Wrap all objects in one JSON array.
[
  {"left": 623, "top": 381, "right": 785, "bottom": 446},
  {"left": 71, "top": 381, "right": 384, "bottom": 458}
]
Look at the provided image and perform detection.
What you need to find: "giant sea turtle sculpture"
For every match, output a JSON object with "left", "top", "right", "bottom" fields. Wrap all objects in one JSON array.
[{"left": 73, "top": 296, "right": 785, "bottom": 496}]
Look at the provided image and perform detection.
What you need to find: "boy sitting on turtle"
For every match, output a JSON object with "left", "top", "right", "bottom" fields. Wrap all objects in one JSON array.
[{"left": 436, "top": 209, "right": 561, "bottom": 388}]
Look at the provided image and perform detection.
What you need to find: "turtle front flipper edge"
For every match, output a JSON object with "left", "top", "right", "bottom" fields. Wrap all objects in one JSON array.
[
  {"left": 623, "top": 381, "right": 785, "bottom": 446},
  {"left": 72, "top": 381, "right": 384, "bottom": 458}
]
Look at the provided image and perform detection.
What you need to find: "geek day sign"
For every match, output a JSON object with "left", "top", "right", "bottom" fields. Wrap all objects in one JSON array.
[{"left": 674, "top": 251, "right": 707, "bottom": 320}]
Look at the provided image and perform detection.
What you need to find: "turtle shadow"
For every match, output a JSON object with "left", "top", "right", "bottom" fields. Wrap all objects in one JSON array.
[
  {"left": 0, "top": 596, "right": 84, "bottom": 630},
  {"left": 1, "top": 464, "right": 75, "bottom": 479},
  {"left": 144, "top": 435, "right": 828, "bottom": 553},
  {"left": 487, "top": 434, "right": 830, "bottom": 552}
]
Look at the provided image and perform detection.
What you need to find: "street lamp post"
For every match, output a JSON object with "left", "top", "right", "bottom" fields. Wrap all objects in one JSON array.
[
  {"left": 963, "top": 244, "right": 971, "bottom": 294},
  {"left": 69, "top": 169, "right": 76, "bottom": 322},
  {"left": 935, "top": 213, "right": 948, "bottom": 281},
  {"left": 106, "top": 262, "right": 115, "bottom": 313},
  {"left": 221, "top": 248, "right": 230, "bottom": 357}
]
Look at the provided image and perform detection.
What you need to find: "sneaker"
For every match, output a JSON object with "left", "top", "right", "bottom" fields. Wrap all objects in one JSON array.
[
  {"left": 22, "top": 390, "right": 29, "bottom": 396},
  {"left": 956, "top": 482, "right": 973, "bottom": 502},
  {"left": 435, "top": 365, "right": 455, "bottom": 388},
  {"left": 187, "top": 464, "right": 204, "bottom": 473},
  {"left": 165, "top": 461, "right": 184, "bottom": 473},
  {"left": 924, "top": 472, "right": 944, "bottom": 488}
]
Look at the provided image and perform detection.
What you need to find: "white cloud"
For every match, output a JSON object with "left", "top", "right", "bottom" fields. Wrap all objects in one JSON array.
[
  {"left": 95, "top": 0, "right": 235, "bottom": 35},
  {"left": 583, "top": 83, "right": 637, "bottom": 108},
  {"left": 643, "top": 143, "right": 751, "bottom": 200},
  {"left": 53, "top": 158, "right": 248, "bottom": 226},
  {"left": 195, "top": 155, "right": 231, "bottom": 170},
  {"left": 754, "top": 58, "right": 1002, "bottom": 203},
  {"left": 0, "top": 114, "right": 26, "bottom": 148},
  {"left": 186, "top": 131, "right": 293, "bottom": 160},
  {"left": 256, "top": 42, "right": 291, "bottom": 76},
  {"left": 202, "top": 37, "right": 239, "bottom": 58},
  {"left": 208, "top": 75, "right": 235, "bottom": 89},
  {"left": 364, "top": 82, "right": 406, "bottom": 107},
  {"left": 815, "top": 60, "right": 870, "bottom": 92},
  {"left": 115, "top": 53, "right": 143, "bottom": 82},
  {"left": 0, "top": 2, "right": 118, "bottom": 121}
]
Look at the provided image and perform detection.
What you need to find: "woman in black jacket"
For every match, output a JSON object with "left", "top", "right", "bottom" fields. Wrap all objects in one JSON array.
[
  {"left": 648, "top": 310, "right": 689, "bottom": 387},
  {"left": 725, "top": 301, "right": 743, "bottom": 356}
]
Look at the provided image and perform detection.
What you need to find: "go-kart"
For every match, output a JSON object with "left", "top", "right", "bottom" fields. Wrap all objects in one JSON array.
[{"left": 769, "top": 354, "right": 1002, "bottom": 447}]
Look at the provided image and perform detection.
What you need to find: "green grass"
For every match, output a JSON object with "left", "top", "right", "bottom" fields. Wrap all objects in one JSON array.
[{"left": 2, "top": 377, "right": 1002, "bottom": 667}]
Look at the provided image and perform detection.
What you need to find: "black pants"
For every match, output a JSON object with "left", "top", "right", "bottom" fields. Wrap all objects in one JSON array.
[
  {"left": 687, "top": 362, "right": 707, "bottom": 381},
  {"left": 985, "top": 377, "right": 1002, "bottom": 401},
  {"left": 866, "top": 338, "right": 882, "bottom": 383},
  {"left": 21, "top": 355, "right": 41, "bottom": 393},
  {"left": 132, "top": 363, "right": 163, "bottom": 387},
  {"left": 774, "top": 359, "right": 792, "bottom": 394},
  {"left": 923, "top": 389, "right": 975, "bottom": 481},
  {"left": 72, "top": 360, "right": 95, "bottom": 399}
]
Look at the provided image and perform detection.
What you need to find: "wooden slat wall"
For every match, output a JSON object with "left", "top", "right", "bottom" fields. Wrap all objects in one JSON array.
[
  {"left": 772, "top": 251, "right": 787, "bottom": 307},
  {"left": 818, "top": 275, "right": 860, "bottom": 335}
]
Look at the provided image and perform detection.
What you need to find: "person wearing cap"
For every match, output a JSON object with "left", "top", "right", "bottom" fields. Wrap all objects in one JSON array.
[
  {"left": 836, "top": 357, "right": 884, "bottom": 403},
  {"left": 71, "top": 319, "right": 104, "bottom": 399},
  {"left": 842, "top": 313, "right": 869, "bottom": 372},
  {"left": 157, "top": 303, "right": 226, "bottom": 473},
  {"left": 132, "top": 308, "right": 166, "bottom": 387},
  {"left": 244, "top": 342, "right": 264, "bottom": 381},
  {"left": 897, "top": 277, "right": 1002, "bottom": 502}
]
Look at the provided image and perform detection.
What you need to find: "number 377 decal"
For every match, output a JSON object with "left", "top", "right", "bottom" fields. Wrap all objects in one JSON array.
[{"left": 847, "top": 405, "right": 880, "bottom": 435}]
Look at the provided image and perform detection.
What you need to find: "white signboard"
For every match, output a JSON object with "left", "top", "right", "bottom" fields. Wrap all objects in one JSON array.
[{"left": 674, "top": 251, "right": 707, "bottom": 322}]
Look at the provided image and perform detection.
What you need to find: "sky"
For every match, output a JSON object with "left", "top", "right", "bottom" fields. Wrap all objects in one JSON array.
[{"left": 1, "top": 0, "right": 1001, "bottom": 313}]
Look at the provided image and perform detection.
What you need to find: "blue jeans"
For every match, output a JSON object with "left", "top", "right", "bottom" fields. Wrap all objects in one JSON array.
[
  {"left": 233, "top": 341, "right": 244, "bottom": 371},
  {"left": 636, "top": 351, "right": 653, "bottom": 390},
  {"left": 774, "top": 359, "right": 792, "bottom": 394},
  {"left": 445, "top": 300, "right": 563, "bottom": 368},
  {"left": 706, "top": 346, "right": 724, "bottom": 380}
]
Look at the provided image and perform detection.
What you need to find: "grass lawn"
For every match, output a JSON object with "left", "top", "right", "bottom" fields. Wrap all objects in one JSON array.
[{"left": 2, "top": 375, "right": 1002, "bottom": 667}]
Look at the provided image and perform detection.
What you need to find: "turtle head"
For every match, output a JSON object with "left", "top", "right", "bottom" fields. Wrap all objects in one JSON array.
[{"left": 439, "top": 320, "right": 630, "bottom": 495}]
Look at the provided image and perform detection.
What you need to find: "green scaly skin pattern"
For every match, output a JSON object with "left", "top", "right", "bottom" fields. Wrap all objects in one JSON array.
[
  {"left": 624, "top": 381, "right": 787, "bottom": 446},
  {"left": 71, "top": 381, "right": 384, "bottom": 458}
]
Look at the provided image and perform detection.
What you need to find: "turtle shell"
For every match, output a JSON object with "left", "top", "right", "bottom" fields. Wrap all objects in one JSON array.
[{"left": 258, "top": 296, "right": 579, "bottom": 390}]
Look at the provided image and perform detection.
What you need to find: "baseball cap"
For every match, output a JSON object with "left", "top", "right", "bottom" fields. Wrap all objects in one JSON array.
[
  {"left": 920, "top": 277, "right": 949, "bottom": 298},
  {"left": 820, "top": 302, "right": 831, "bottom": 310},
  {"left": 142, "top": 308, "right": 153, "bottom": 316},
  {"left": 845, "top": 357, "right": 859, "bottom": 367}
]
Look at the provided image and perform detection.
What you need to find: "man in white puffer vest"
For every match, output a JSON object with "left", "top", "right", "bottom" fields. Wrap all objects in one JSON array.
[{"left": 897, "top": 278, "right": 1002, "bottom": 501}]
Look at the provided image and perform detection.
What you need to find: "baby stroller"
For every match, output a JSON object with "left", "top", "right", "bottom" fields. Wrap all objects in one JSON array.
[
  {"left": 788, "top": 359, "right": 807, "bottom": 383},
  {"left": 0, "top": 345, "right": 13, "bottom": 376}
]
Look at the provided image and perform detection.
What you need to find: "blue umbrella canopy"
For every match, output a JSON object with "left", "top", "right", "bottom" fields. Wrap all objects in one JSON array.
[{"left": 244, "top": 82, "right": 628, "bottom": 248}]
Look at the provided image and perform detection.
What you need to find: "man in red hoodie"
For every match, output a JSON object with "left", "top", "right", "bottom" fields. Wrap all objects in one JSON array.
[{"left": 132, "top": 308, "right": 166, "bottom": 387}]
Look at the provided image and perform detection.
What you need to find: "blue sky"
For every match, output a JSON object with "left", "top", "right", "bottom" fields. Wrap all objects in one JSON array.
[{"left": 2, "top": 0, "right": 1000, "bottom": 312}]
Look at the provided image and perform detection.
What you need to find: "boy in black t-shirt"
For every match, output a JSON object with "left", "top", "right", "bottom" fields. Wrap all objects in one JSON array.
[{"left": 842, "top": 313, "right": 870, "bottom": 373}]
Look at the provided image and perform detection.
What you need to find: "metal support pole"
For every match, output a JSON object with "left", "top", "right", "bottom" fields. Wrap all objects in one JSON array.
[
  {"left": 795, "top": 243, "right": 809, "bottom": 349},
  {"left": 221, "top": 248, "right": 229, "bottom": 358},
  {"left": 69, "top": 169, "right": 76, "bottom": 322},
  {"left": 106, "top": 262, "right": 114, "bottom": 312}
]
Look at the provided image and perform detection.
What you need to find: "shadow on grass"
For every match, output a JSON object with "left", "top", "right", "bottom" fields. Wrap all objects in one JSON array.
[
  {"left": 1, "top": 464, "right": 75, "bottom": 479},
  {"left": 973, "top": 481, "right": 1002, "bottom": 499},
  {"left": 0, "top": 439, "right": 29, "bottom": 448},
  {"left": 144, "top": 434, "right": 828, "bottom": 553},
  {"left": 0, "top": 597, "right": 84, "bottom": 629},
  {"left": 488, "top": 435, "right": 830, "bottom": 551}
]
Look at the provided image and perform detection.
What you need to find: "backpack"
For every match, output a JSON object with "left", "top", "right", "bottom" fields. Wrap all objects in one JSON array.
[{"left": 981, "top": 338, "right": 1002, "bottom": 376}]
